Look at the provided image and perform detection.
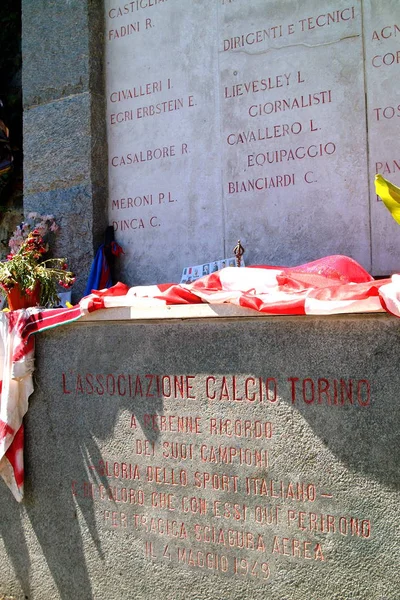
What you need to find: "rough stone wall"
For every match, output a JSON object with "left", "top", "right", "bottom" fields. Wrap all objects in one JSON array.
[{"left": 21, "top": 0, "right": 108, "bottom": 300}]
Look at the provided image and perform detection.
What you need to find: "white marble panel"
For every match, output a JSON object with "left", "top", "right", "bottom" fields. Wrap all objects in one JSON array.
[
  {"left": 364, "top": 0, "right": 400, "bottom": 274},
  {"left": 105, "top": 0, "right": 223, "bottom": 285},
  {"left": 219, "top": 0, "right": 371, "bottom": 269}
]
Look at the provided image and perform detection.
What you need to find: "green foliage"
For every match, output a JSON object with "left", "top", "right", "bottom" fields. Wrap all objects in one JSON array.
[{"left": 0, "top": 232, "right": 75, "bottom": 308}]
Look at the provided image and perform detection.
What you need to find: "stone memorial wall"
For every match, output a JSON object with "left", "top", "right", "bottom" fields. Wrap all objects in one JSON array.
[
  {"left": 0, "top": 312, "right": 399, "bottom": 599},
  {"left": 106, "top": 0, "right": 400, "bottom": 284},
  {"left": 365, "top": 0, "right": 400, "bottom": 273}
]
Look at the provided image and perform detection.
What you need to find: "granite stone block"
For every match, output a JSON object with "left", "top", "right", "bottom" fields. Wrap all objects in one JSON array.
[
  {"left": 24, "top": 184, "right": 107, "bottom": 300},
  {"left": 24, "top": 94, "right": 92, "bottom": 196},
  {"left": 0, "top": 312, "right": 399, "bottom": 599},
  {"left": 22, "top": 0, "right": 91, "bottom": 108},
  {"left": 22, "top": 0, "right": 108, "bottom": 296}
]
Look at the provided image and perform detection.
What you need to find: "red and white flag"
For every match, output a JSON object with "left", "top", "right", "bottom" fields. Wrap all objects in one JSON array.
[
  {"left": 0, "top": 310, "right": 36, "bottom": 501},
  {"left": 77, "top": 255, "right": 388, "bottom": 316},
  {"left": 1, "top": 254, "right": 399, "bottom": 500}
]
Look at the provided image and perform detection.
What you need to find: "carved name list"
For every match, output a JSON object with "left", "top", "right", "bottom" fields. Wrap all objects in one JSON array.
[
  {"left": 106, "top": 0, "right": 400, "bottom": 284},
  {"left": 66, "top": 369, "right": 373, "bottom": 582}
]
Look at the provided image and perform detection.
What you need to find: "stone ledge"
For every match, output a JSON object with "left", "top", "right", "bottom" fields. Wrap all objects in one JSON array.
[{"left": 78, "top": 304, "right": 391, "bottom": 323}]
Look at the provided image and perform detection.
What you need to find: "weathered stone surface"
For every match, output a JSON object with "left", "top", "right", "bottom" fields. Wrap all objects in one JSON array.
[
  {"left": 24, "top": 184, "right": 107, "bottom": 300},
  {"left": 22, "top": 0, "right": 108, "bottom": 300},
  {"left": 0, "top": 312, "right": 399, "bottom": 599},
  {"left": 22, "top": 0, "right": 90, "bottom": 108},
  {"left": 23, "top": 91, "right": 107, "bottom": 195},
  {"left": 24, "top": 95, "right": 92, "bottom": 195}
]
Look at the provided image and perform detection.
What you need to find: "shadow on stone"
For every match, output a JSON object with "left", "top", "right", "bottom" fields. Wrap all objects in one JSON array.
[
  {"left": 20, "top": 325, "right": 164, "bottom": 600},
  {"left": 2, "top": 315, "right": 398, "bottom": 599},
  {"left": 0, "top": 493, "right": 31, "bottom": 599}
]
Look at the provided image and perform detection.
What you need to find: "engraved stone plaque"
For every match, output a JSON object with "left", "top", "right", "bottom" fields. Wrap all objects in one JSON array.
[
  {"left": 0, "top": 314, "right": 398, "bottom": 599},
  {"left": 105, "top": 0, "right": 223, "bottom": 284},
  {"left": 219, "top": 0, "right": 370, "bottom": 268},
  {"left": 105, "top": 0, "right": 400, "bottom": 283}
]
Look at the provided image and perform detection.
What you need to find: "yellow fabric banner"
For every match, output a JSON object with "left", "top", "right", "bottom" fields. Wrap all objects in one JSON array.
[{"left": 375, "top": 174, "right": 400, "bottom": 225}]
